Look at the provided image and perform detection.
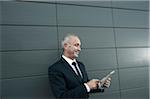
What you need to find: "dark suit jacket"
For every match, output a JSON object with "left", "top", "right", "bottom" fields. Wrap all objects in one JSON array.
[{"left": 48, "top": 57, "right": 104, "bottom": 99}]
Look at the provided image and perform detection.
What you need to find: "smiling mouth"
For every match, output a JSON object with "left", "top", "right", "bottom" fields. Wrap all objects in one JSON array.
[{"left": 75, "top": 51, "right": 80, "bottom": 54}]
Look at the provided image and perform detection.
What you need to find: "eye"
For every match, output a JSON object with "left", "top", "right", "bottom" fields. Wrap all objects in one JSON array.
[{"left": 74, "top": 43, "right": 80, "bottom": 47}]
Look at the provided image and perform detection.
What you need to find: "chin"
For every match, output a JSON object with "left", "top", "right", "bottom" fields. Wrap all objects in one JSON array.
[{"left": 74, "top": 54, "right": 79, "bottom": 58}]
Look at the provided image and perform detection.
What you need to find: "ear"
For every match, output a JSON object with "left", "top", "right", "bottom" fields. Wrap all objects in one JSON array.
[{"left": 64, "top": 43, "right": 68, "bottom": 50}]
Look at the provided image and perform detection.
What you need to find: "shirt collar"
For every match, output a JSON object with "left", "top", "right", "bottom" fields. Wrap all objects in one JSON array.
[{"left": 62, "top": 55, "right": 76, "bottom": 66}]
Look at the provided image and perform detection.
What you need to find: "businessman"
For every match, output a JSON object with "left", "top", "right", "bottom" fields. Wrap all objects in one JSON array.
[{"left": 48, "top": 34, "right": 111, "bottom": 99}]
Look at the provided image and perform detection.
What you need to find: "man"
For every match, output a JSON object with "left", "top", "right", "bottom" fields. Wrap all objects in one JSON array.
[{"left": 48, "top": 34, "right": 111, "bottom": 99}]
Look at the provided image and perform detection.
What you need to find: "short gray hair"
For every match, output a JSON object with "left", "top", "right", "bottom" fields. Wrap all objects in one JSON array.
[{"left": 61, "top": 34, "right": 78, "bottom": 48}]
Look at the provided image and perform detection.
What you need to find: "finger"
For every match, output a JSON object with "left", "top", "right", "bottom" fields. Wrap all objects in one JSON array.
[
  {"left": 104, "top": 82, "right": 109, "bottom": 85},
  {"left": 107, "top": 77, "right": 111, "bottom": 81},
  {"left": 105, "top": 82, "right": 110, "bottom": 85},
  {"left": 105, "top": 80, "right": 110, "bottom": 83},
  {"left": 93, "top": 79, "right": 100, "bottom": 83},
  {"left": 104, "top": 84, "right": 110, "bottom": 88},
  {"left": 104, "top": 81, "right": 110, "bottom": 86},
  {"left": 103, "top": 83, "right": 110, "bottom": 88}
]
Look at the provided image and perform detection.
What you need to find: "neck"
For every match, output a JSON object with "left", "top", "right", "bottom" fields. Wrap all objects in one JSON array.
[{"left": 63, "top": 52, "right": 75, "bottom": 60}]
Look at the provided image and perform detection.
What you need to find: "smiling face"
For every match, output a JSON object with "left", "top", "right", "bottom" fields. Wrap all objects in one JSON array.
[{"left": 63, "top": 36, "right": 81, "bottom": 60}]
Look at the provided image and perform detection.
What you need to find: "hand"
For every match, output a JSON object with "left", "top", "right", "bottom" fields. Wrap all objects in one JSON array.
[
  {"left": 86, "top": 79, "right": 100, "bottom": 90},
  {"left": 103, "top": 77, "right": 111, "bottom": 88}
]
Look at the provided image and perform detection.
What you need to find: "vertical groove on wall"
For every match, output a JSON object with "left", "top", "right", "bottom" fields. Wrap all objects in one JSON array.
[
  {"left": 55, "top": 3, "right": 60, "bottom": 58},
  {"left": 0, "top": 1, "right": 2, "bottom": 98},
  {"left": 111, "top": 1, "right": 122, "bottom": 99}
]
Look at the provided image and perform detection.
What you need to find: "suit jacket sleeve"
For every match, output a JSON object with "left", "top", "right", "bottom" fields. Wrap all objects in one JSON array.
[
  {"left": 80, "top": 62, "right": 104, "bottom": 93},
  {"left": 78, "top": 62, "right": 104, "bottom": 93},
  {"left": 90, "top": 88, "right": 104, "bottom": 93},
  {"left": 48, "top": 68, "right": 89, "bottom": 98}
]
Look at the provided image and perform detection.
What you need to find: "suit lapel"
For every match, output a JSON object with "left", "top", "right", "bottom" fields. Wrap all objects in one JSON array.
[
  {"left": 77, "top": 61, "right": 88, "bottom": 82},
  {"left": 61, "top": 58, "right": 83, "bottom": 83}
]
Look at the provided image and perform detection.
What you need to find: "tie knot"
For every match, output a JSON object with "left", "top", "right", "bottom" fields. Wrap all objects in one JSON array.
[{"left": 72, "top": 62, "right": 76, "bottom": 66}]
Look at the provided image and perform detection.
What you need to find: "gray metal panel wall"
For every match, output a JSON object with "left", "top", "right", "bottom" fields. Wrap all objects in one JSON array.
[
  {"left": 1, "top": 1, "right": 58, "bottom": 99},
  {"left": 1, "top": 2, "right": 56, "bottom": 25},
  {"left": 57, "top": 4, "right": 113, "bottom": 26},
  {"left": 1, "top": 1, "right": 149, "bottom": 99},
  {"left": 0, "top": 29, "right": 1, "bottom": 98}
]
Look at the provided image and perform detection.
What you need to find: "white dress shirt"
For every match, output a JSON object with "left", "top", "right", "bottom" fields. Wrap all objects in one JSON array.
[{"left": 62, "top": 55, "right": 90, "bottom": 92}]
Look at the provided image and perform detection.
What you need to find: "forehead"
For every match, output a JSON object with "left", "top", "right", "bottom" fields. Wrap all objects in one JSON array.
[{"left": 69, "top": 36, "right": 81, "bottom": 44}]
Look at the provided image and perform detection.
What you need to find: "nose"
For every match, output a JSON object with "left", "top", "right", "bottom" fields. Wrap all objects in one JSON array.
[{"left": 78, "top": 46, "right": 81, "bottom": 51}]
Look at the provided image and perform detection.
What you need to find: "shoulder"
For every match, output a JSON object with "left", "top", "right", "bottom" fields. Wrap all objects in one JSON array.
[{"left": 48, "top": 58, "right": 64, "bottom": 72}]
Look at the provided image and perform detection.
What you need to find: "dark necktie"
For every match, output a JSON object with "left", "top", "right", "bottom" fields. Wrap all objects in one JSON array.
[{"left": 72, "top": 62, "right": 82, "bottom": 78}]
